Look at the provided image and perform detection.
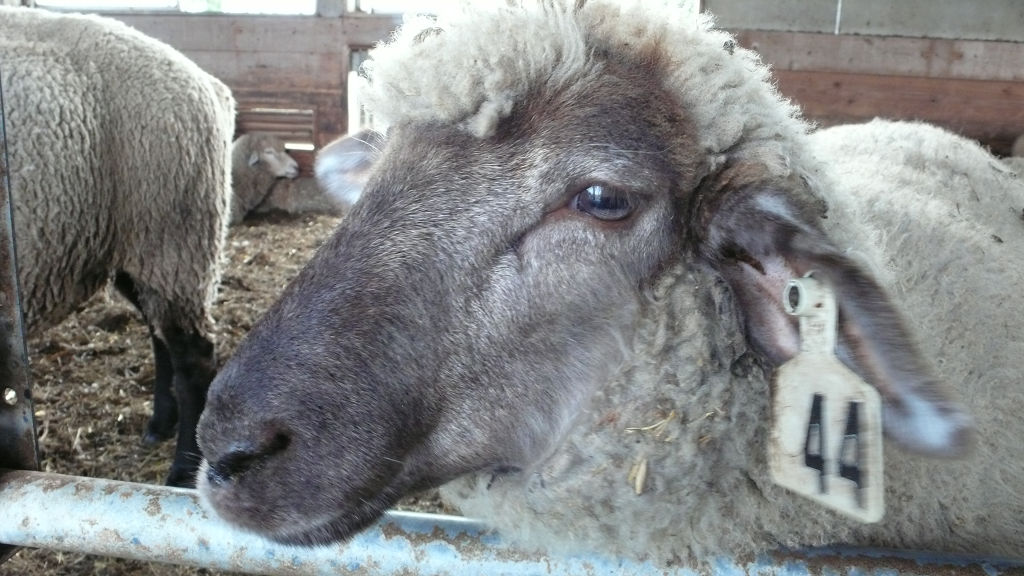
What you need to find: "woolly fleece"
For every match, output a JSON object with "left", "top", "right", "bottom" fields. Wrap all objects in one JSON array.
[
  {"left": 360, "top": 0, "right": 1024, "bottom": 563},
  {"left": 0, "top": 6, "right": 234, "bottom": 335}
]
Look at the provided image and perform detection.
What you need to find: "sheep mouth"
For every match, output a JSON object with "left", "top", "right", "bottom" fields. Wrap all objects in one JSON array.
[
  {"left": 268, "top": 503, "right": 391, "bottom": 546},
  {"left": 269, "top": 478, "right": 413, "bottom": 546},
  {"left": 198, "top": 459, "right": 406, "bottom": 546}
]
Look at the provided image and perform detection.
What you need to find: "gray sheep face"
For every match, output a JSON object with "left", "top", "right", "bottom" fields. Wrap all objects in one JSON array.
[
  {"left": 199, "top": 64, "right": 692, "bottom": 542},
  {"left": 197, "top": 49, "right": 973, "bottom": 546},
  {"left": 248, "top": 138, "right": 299, "bottom": 179}
]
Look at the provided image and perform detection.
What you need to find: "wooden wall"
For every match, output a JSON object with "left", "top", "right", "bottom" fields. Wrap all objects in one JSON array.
[
  {"left": 735, "top": 30, "right": 1024, "bottom": 155},
  {"left": 706, "top": 0, "right": 1024, "bottom": 42},
  {"left": 107, "top": 11, "right": 1023, "bottom": 171},
  {"left": 113, "top": 12, "right": 400, "bottom": 173}
]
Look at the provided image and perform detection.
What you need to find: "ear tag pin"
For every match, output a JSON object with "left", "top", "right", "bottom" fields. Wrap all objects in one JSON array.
[{"left": 768, "top": 274, "right": 885, "bottom": 523}]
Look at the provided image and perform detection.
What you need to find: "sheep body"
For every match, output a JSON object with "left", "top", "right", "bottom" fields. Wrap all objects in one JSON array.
[
  {"left": 0, "top": 6, "right": 235, "bottom": 485},
  {"left": 250, "top": 177, "right": 346, "bottom": 218},
  {"left": 445, "top": 118, "right": 1024, "bottom": 560},
  {"left": 364, "top": 2, "right": 1024, "bottom": 560}
]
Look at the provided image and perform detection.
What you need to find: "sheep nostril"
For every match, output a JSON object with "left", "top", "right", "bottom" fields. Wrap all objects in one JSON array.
[{"left": 205, "top": 430, "right": 291, "bottom": 486}]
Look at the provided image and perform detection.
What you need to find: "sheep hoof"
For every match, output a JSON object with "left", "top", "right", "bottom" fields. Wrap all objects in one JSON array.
[
  {"left": 142, "top": 424, "right": 175, "bottom": 446},
  {"left": 165, "top": 465, "right": 197, "bottom": 488}
]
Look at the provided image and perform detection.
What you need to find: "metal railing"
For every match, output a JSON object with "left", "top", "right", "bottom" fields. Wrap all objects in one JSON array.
[{"left": 3, "top": 469, "right": 1022, "bottom": 576}]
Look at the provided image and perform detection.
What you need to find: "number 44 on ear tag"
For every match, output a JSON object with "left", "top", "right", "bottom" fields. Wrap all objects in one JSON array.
[{"left": 768, "top": 274, "right": 884, "bottom": 523}]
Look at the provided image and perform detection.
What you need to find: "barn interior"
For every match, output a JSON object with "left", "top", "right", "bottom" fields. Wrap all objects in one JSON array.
[{"left": 0, "top": 0, "right": 1022, "bottom": 574}]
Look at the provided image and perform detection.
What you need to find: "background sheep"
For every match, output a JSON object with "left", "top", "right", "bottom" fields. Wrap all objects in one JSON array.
[
  {"left": 229, "top": 132, "right": 299, "bottom": 224},
  {"left": 195, "top": 0, "right": 1023, "bottom": 566},
  {"left": 0, "top": 6, "right": 234, "bottom": 487}
]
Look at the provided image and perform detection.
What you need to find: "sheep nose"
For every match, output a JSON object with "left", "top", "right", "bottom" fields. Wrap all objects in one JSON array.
[{"left": 205, "top": 430, "right": 291, "bottom": 486}]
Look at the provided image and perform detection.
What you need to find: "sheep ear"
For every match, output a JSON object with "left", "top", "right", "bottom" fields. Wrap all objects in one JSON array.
[
  {"left": 693, "top": 159, "right": 975, "bottom": 457},
  {"left": 314, "top": 129, "right": 386, "bottom": 206},
  {"left": 247, "top": 151, "right": 260, "bottom": 167}
]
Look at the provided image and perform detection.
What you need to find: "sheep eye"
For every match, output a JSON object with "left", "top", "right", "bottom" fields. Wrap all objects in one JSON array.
[{"left": 571, "top": 184, "right": 632, "bottom": 221}]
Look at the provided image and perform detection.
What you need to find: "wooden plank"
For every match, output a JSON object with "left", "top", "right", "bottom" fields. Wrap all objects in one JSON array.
[
  {"left": 103, "top": 17, "right": 1024, "bottom": 158},
  {"left": 707, "top": 0, "right": 837, "bottom": 34},
  {"left": 735, "top": 30, "right": 1024, "bottom": 82},
  {"left": 314, "top": 106, "right": 346, "bottom": 147},
  {"left": 230, "top": 87, "right": 346, "bottom": 148},
  {"left": 236, "top": 111, "right": 315, "bottom": 124},
  {"left": 290, "top": 150, "right": 317, "bottom": 175},
  {"left": 113, "top": 13, "right": 399, "bottom": 53},
  {"left": 316, "top": 0, "right": 345, "bottom": 17},
  {"left": 107, "top": 12, "right": 397, "bottom": 149},
  {"left": 342, "top": 13, "right": 403, "bottom": 48},
  {"left": 839, "top": 0, "right": 1024, "bottom": 42},
  {"left": 774, "top": 70, "right": 1024, "bottom": 155},
  {"left": 235, "top": 122, "right": 313, "bottom": 136},
  {"left": 711, "top": 0, "right": 1024, "bottom": 42},
  {"left": 181, "top": 49, "right": 346, "bottom": 89},
  {"left": 232, "top": 90, "right": 344, "bottom": 113}
]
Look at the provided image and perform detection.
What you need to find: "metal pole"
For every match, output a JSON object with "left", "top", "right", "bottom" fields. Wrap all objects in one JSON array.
[
  {"left": 0, "top": 63, "right": 40, "bottom": 566},
  {"left": 2, "top": 470, "right": 1022, "bottom": 575},
  {"left": 0, "top": 65, "right": 37, "bottom": 476}
]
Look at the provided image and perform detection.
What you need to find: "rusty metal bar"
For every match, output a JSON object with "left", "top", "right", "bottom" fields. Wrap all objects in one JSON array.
[
  {"left": 2, "top": 469, "right": 1022, "bottom": 575},
  {"left": 0, "top": 63, "right": 40, "bottom": 566},
  {"left": 0, "top": 64, "right": 37, "bottom": 474}
]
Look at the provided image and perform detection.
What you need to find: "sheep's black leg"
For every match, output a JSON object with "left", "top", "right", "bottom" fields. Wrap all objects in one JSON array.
[
  {"left": 114, "top": 272, "right": 179, "bottom": 444},
  {"left": 143, "top": 335, "right": 178, "bottom": 444},
  {"left": 160, "top": 322, "right": 216, "bottom": 488}
]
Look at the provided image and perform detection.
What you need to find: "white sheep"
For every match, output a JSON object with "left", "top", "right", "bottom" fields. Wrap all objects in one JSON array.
[
  {"left": 229, "top": 132, "right": 299, "bottom": 224},
  {"left": 0, "top": 6, "right": 235, "bottom": 487},
  {"left": 195, "top": 0, "right": 1024, "bottom": 566}
]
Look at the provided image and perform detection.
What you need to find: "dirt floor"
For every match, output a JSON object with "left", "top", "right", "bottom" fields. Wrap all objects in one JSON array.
[{"left": 3, "top": 211, "right": 447, "bottom": 576}]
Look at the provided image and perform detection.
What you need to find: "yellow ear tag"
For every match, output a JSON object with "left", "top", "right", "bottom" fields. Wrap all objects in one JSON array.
[{"left": 768, "top": 274, "right": 884, "bottom": 523}]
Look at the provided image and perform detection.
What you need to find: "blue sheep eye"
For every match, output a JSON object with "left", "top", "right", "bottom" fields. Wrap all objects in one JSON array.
[{"left": 571, "top": 184, "right": 632, "bottom": 221}]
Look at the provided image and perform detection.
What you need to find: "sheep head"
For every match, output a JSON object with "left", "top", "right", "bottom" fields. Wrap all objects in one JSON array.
[
  {"left": 197, "top": 1, "right": 973, "bottom": 546},
  {"left": 244, "top": 132, "right": 299, "bottom": 179}
]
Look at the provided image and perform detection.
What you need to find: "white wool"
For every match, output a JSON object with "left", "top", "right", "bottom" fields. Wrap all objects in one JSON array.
[
  {"left": 0, "top": 5, "right": 234, "bottom": 333},
  {"left": 359, "top": 1, "right": 1024, "bottom": 566},
  {"left": 363, "top": 1, "right": 810, "bottom": 161}
]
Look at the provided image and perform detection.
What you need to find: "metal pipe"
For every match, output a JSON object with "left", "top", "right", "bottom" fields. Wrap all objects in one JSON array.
[
  {"left": 0, "top": 64, "right": 40, "bottom": 566},
  {"left": 1, "top": 469, "right": 1021, "bottom": 575}
]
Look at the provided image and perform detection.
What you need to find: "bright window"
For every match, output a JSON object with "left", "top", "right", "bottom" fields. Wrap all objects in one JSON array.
[
  {"left": 37, "top": 0, "right": 177, "bottom": 9},
  {"left": 182, "top": 0, "right": 316, "bottom": 15},
  {"left": 36, "top": 0, "right": 317, "bottom": 14},
  {"left": 347, "top": 0, "right": 441, "bottom": 15}
]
